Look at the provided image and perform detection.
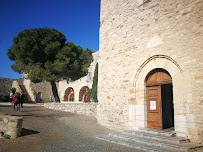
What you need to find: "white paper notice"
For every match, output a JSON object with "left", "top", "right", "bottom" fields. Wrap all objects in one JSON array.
[{"left": 150, "top": 101, "right": 156, "bottom": 110}]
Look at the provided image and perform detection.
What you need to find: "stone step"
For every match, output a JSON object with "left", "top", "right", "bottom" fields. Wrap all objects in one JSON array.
[
  {"left": 96, "top": 129, "right": 203, "bottom": 152},
  {"left": 137, "top": 127, "right": 176, "bottom": 137},
  {"left": 108, "top": 132, "right": 203, "bottom": 152},
  {"left": 124, "top": 130, "right": 188, "bottom": 144},
  {"left": 96, "top": 134, "right": 181, "bottom": 152}
]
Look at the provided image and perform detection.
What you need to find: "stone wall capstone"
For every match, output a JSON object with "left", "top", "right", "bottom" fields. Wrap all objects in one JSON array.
[{"left": 44, "top": 102, "right": 97, "bottom": 117}]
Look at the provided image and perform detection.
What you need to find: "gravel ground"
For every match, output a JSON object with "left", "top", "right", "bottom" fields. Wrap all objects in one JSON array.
[{"left": 0, "top": 103, "right": 141, "bottom": 152}]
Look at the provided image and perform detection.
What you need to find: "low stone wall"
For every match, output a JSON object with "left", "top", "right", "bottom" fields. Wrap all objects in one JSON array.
[
  {"left": 44, "top": 102, "right": 98, "bottom": 117},
  {"left": 0, "top": 115, "right": 23, "bottom": 138}
]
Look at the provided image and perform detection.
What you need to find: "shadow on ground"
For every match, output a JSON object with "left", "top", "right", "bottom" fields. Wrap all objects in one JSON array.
[
  {"left": 28, "top": 110, "right": 45, "bottom": 112},
  {"left": 0, "top": 105, "right": 12, "bottom": 108},
  {"left": 21, "top": 128, "right": 40, "bottom": 137}
]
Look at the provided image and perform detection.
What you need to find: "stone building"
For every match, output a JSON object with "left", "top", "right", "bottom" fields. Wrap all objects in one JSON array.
[
  {"left": 97, "top": 0, "right": 203, "bottom": 144},
  {"left": 57, "top": 51, "right": 99, "bottom": 102},
  {"left": 21, "top": 51, "right": 98, "bottom": 102}
]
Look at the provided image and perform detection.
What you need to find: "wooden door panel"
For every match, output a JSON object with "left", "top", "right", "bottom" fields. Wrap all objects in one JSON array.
[
  {"left": 148, "top": 122, "right": 162, "bottom": 129},
  {"left": 147, "top": 113, "right": 159, "bottom": 121},
  {"left": 146, "top": 71, "right": 172, "bottom": 86},
  {"left": 147, "top": 86, "right": 162, "bottom": 129},
  {"left": 148, "top": 89, "right": 159, "bottom": 97},
  {"left": 146, "top": 72, "right": 161, "bottom": 86},
  {"left": 161, "top": 73, "right": 172, "bottom": 84}
]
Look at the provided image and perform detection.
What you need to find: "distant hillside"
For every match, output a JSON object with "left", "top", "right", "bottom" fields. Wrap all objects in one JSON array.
[{"left": 0, "top": 77, "right": 23, "bottom": 96}]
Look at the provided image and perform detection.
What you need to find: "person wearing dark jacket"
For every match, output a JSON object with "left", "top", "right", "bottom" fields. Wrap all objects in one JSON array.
[{"left": 20, "top": 91, "right": 24, "bottom": 111}]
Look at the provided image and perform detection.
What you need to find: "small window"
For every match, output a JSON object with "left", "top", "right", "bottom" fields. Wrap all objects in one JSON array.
[
  {"left": 36, "top": 92, "right": 42, "bottom": 102},
  {"left": 87, "top": 72, "right": 92, "bottom": 82},
  {"left": 38, "top": 92, "right": 42, "bottom": 98}
]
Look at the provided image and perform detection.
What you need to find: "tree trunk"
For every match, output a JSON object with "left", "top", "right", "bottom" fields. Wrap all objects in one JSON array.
[{"left": 50, "top": 81, "right": 60, "bottom": 102}]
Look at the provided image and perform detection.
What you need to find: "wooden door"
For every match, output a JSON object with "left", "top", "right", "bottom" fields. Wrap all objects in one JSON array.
[{"left": 147, "top": 86, "right": 162, "bottom": 129}]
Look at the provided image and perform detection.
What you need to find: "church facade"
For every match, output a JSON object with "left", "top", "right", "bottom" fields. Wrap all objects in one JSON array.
[{"left": 97, "top": 0, "right": 203, "bottom": 143}]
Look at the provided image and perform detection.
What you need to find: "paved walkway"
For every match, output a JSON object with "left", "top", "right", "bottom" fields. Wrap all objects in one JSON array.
[{"left": 0, "top": 102, "right": 141, "bottom": 152}]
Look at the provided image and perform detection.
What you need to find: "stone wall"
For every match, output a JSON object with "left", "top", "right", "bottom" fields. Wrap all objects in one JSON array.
[
  {"left": 30, "top": 81, "right": 55, "bottom": 102},
  {"left": 98, "top": 0, "right": 203, "bottom": 143},
  {"left": 23, "top": 78, "right": 56, "bottom": 102},
  {"left": 44, "top": 102, "right": 97, "bottom": 117},
  {"left": 0, "top": 77, "right": 22, "bottom": 96},
  {"left": 0, "top": 115, "right": 23, "bottom": 138}
]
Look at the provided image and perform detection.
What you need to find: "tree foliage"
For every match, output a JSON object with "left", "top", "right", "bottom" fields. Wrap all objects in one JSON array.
[
  {"left": 7, "top": 28, "right": 93, "bottom": 102},
  {"left": 11, "top": 88, "right": 16, "bottom": 94},
  {"left": 88, "top": 63, "right": 98, "bottom": 102}
]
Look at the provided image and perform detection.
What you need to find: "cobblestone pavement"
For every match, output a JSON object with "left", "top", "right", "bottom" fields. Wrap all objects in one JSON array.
[{"left": 0, "top": 102, "right": 141, "bottom": 152}]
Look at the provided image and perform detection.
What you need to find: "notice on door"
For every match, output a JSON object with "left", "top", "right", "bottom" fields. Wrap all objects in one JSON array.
[{"left": 150, "top": 101, "right": 156, "bottom": 110}]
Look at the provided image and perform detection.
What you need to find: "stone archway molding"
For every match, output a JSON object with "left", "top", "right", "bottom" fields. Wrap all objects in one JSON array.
[{"left": 134, "top": 54, "right": 182, "bottom": 86}]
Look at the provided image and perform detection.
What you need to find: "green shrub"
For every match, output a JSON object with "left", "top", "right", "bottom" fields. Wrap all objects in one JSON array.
[{"left": 4, "top": 134, "right": 11, "bottom": 139}]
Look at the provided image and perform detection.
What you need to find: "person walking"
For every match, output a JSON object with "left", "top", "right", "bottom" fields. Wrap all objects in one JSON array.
[
  {"left": 50, "top": 95, "right": 53, "bottom": 103},
  {"left": 20, "top": 91, "right": 24, "bottom": 111},
  {"left": 9, "top": 91, "right": 14, "bottom": 104},
  {"left": 13, "top": 92, "right": 20, "bottom": 111}
]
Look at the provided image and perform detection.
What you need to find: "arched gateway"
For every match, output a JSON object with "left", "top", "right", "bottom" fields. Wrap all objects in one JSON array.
[
  {"left": 64, "top": 87, "right": 74, "bottom": 101},
  {"left": 146, "top": 68, "right": 174, "bottom": 129},
  {"left": 79, "top": 86, "right": 89, "bottom": 102}
]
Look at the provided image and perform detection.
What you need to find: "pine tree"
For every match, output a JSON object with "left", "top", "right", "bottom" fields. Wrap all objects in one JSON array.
[{"left": 7, "top": 28, "right": 93, "bottom": 102}]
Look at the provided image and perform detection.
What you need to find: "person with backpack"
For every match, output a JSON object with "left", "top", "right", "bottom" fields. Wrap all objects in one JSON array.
[{"left": 13, "top": 92, "right": 20, "bottom": 111}]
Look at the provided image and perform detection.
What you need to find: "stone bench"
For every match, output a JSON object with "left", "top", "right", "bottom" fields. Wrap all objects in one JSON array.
[{"left": 0, "top": 115, "right": 23, "bottom": 138}]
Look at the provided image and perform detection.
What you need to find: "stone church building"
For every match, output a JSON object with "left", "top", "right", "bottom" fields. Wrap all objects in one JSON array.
[
  {"left": 97, "top": 0, "right": 203, "bottom": 143},
  {"left": 10, "top": 0, "right": 202, "bottom": 144}
]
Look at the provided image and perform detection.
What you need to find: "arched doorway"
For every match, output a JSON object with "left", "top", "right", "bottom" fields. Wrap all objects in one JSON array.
[
  {"left": 64, "top": 87, "right": 74, "bottom": 101},
  {"left": 146, "top": 68, "right": 174, "bottom": 129},
  {"left": 79, "top": 86, "right": 89, "bottom": 102}
]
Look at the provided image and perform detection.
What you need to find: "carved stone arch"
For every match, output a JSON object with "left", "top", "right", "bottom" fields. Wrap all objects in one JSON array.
[
  {"left": 79, "top": 86, "right": 89, "bottom": 102},
  {"left": 131, "top": 55, "right": 182, "bottom": 105},
  {"left": 134, "top": 55, "right": 182, "bottom": 86},
  {"left": 64, "top": 87, "right": 74, "bottom": 101}
]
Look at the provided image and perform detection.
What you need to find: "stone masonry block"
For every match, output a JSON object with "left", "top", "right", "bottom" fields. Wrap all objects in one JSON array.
[{"left": 0, "top": 115, "right": 23, "bottom": 139}]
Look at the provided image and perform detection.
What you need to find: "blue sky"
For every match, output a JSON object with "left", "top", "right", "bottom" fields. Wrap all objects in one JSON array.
[{"left": 0, "top": 0, "right": 100, "bottom": 79}]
